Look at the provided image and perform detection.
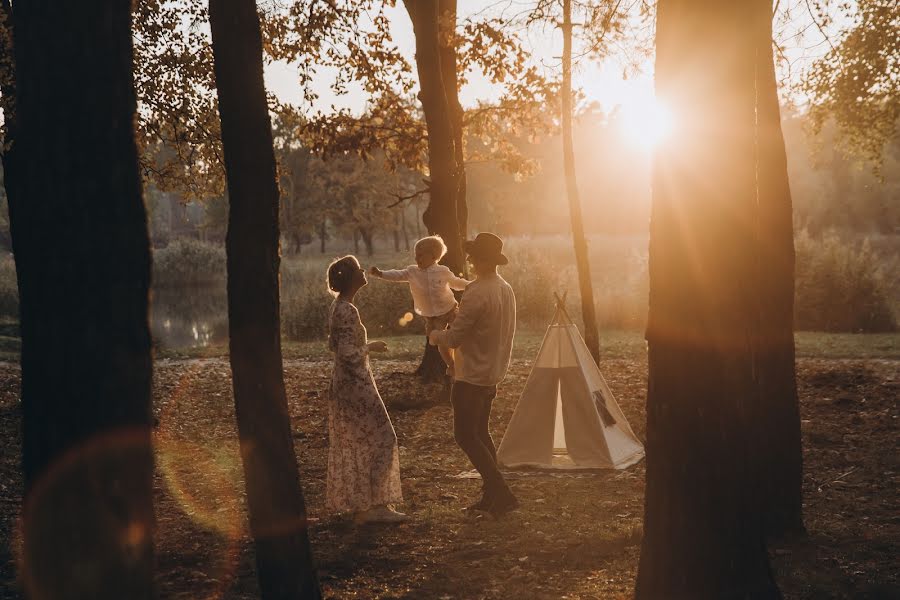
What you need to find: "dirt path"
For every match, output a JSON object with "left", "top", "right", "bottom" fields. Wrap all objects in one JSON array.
[{"left": 0, "top": 356, "right": 896, "bottom": 599}]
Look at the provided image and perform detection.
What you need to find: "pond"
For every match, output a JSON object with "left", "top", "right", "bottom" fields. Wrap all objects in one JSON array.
[{"left": 150, "top": 285, "right": 229, "bottom": 350}]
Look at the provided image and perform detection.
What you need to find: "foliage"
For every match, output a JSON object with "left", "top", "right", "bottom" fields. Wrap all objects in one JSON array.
[
  {"left": 800, "top": 0, "right": 899, "bottom": 169},
  {"left": 280, "top": 258, "right": 416, "bottom": 340},
  {"left": 152, "top": 238, "right": 226, "bottom": 288},
  {"left": 133, "top": 0, "right": 223, "bottom": 199},
  {"left": 783, "top": 111, "right": 900, "bottom": 235},
  {"left": 794, "top": 229, "right": 897, "bottom": 332},
  {"left": 289, "top": 6, "right": 559, "bottom": 182}
]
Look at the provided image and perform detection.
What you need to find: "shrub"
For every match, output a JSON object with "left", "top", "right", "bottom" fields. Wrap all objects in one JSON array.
[
  {"left": 153, "top": 238, "right": 226, "bottom": 288},
  {"left": 280, "top": 259, "right": 417, "bottom": 341},
  {"left": 794, "top": 230, "right": 897, "bottom": 332},
  {"left": 503, "top": 235, "right": 649, "bottom": 330}
]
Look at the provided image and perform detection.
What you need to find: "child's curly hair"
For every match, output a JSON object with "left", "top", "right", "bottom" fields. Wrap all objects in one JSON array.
[{"left": 414, "top": 235, "right": 448, "bottom": 261}]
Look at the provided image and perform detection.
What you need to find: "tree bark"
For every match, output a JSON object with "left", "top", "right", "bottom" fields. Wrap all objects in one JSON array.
[
  {"left": 403, "top": 0, "right": 463, "bottom": 272},
  {"left": 402, "top": 207, "right": 410, "bottom": 250},
  {"left": 404, "top": 0, "right": 464, "bottom": 381},
  {"left": 10, "top": 2, "right": 155, "bottom": 597},
  {"left": 754, "top": 1, "right": 804, "bottom": 539},
  {"left": 359, "top": 226, "right": 375, "bottom": 257},
  {"left": 438, "top": 0, "right": 468, "bottom": 252},
  {"left": 208, "top": 1, "right": 321, "bottom": 598},
  {"left": 636, "top": 0, "right": 781, "bottom": 597},
  {"left": 562, "top": 0, "right": 601, "bottom": 365}
]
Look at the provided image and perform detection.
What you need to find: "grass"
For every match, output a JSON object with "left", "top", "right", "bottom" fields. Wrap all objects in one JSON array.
[
  {"left": 794, "top": 331, "right": 899, "bottom": 359},
  {"left": 0, "top": 305, "right": 894, "bottom": 363},
  {"left": 153, "top": 329, "right": 900, "bottom": 362}
]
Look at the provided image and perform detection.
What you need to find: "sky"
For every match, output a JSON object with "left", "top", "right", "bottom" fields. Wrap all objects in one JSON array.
[
  {"left": 262, "top": 1, "right": 840, "bottom": 120},
  {"left": 263, "top": 0, "right": 657, "bottom": 117}
]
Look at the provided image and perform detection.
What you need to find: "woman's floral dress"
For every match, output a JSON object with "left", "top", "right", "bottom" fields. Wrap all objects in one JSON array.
[{"left": 326, "top": 299, "right": 403, "bottom": 513}]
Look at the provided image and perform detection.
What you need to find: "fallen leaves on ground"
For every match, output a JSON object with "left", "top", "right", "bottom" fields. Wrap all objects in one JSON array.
[{"left": 0, "top": 354, "right": 896, "bottom": 599}]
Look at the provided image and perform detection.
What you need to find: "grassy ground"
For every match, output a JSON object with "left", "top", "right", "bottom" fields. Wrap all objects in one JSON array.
[
  {"left": 0, "top": 333, "right": 897, "bottom": 598},
  {"left": 150, "top": 329, "right": 900, "bottom": 362}
]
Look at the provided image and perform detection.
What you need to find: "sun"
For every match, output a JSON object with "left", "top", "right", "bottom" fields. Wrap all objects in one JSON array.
[{"left": 616, "top": 97, "right": 674, "bottom": 151}]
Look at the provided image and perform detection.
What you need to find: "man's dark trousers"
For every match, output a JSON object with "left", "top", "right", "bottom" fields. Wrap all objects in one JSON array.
[{"left": 451, "top": 380, "right": 509, "bottom": 496}]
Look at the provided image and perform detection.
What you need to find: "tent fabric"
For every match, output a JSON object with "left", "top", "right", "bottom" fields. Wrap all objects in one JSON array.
[{"left": 497, "top": 305, "right": 644, "bottom": 470}]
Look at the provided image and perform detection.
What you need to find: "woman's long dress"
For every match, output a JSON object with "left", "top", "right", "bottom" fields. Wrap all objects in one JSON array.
[{"left": 326, "top": 299, "right": 403, "bottom": 513}]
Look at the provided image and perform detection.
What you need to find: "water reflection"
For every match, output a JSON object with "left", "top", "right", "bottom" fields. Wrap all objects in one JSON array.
[{"left": 150, "top": 285, "right": 228, "bottom": 350}]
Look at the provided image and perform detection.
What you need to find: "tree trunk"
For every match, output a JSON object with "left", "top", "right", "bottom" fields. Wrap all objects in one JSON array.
[
  {"left": 438, "top": 0, "right": 468, "bottom": 254},
  {"left": 636, "top": 1, "right": 780, "bottom": 598},
  {"left": 414, "top": 201, "right": 422, "bottom": 238},
  {"left": 754, "top": 1, "right": 804, "bottom": 539},
  {"left": 403, "top": 0, "right": 463, "bottom": 274},
  {"left": 353, "top": 228, "right": 360, "bottom": 254},
  {"left": 11, "top": 2, "right": 156, "bottom": 597},
  {"left": 208, "top": 1, "right": 321, "bottom": 598},
  {"left": 359, "top": 226, "right": 375, "bottom": 257},
  {"left": 404, "top": 0, "right": 463, "bottom": 382},
  {"left": 562, "top": 0, "right": 601, "bottom": 365},
  {"left": 319, "top": 220, "right": 327, "bottom": 253},
  {"left": 402, "top": 207, "right": 410, "bottom": 250}
]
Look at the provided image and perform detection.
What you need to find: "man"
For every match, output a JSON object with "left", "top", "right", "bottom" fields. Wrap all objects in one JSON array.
[{"left": 428, "top": 232, "right": 518, "bottom": 517}]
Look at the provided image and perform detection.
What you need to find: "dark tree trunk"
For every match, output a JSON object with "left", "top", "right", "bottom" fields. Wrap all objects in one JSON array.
[
  {"left": 402, "top": 208, "right": 410, "bottom": 250},
  {"left": 414, "top": 201, "right": 422, "bottom": 237},
  {"left": 754, "top": 2, "right": 804, "bottom": 539},
  {"left": 636, "top": 1, "right": 780, "bottom": 598},
  {"left": 438, "top": 0, "right": 468, "bottom": 253},
  {"left": 562, "top": 0, "right": 601, "bottom": 365},
  {"left": 10, "top": 2, "right": 155, "bottom": 597},
  {"left": 359, "top": 226, "right": 375, "bottom": 257},
  {"left": 208, "top": 1, "right": 321, "bottom": 598},
  {"left": 403, "top": 0, "right": 463, "bottom": 274},
  {"left": 319, "top": 220, "right": 327, "bottom": 253},
  {"left": 393, "top": 211, "right": 402, "bottom": 252},
  {"left": 404, "top": 0, "right": 464, "bottom": 382},
  {"left": 353, "top": 228, "right": 360, "bottom": 255}
]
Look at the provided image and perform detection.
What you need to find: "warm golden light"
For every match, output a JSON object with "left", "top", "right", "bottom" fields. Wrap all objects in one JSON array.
[{"left": 617, "top": 97, "right": 674, "bottom": 150}]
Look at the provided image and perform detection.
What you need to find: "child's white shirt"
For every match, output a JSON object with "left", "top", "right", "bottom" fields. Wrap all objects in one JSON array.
[{"left": 376, "top": 264, "right": 469, "bottom": 317}]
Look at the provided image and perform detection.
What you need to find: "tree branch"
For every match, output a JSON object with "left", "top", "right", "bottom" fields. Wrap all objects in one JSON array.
[{"left": 386, "top": 186, "right": 429, "bottom": 208}]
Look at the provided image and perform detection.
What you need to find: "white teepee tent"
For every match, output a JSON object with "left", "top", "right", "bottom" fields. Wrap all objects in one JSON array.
[{"left": 497, "top": 295, "right": 644, "bottom": 470}]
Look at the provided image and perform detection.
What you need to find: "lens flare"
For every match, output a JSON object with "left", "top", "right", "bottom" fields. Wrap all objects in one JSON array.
[{"left": 617, "top": 97, "right": 674, "bottom": 151}]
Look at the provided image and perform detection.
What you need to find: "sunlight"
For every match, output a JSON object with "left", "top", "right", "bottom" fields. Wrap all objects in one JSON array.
[{"left": 616, "top": 97, "right": 675, "bottom": 151}]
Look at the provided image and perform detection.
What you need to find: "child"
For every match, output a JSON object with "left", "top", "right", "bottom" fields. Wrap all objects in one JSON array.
[{"left": 370, "top": 235, "right": 469, "bottom": 376}]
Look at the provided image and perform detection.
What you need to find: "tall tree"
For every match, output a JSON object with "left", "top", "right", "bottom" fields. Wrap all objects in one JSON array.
[
  {"left": 754, "top": 0, "right": 804, "bottom": 539},
  {"left": 208, "top": 1, "right": 321, "bottom": 598},
  {"left": 403, "top": 0, "right": 466, "bottom": 381},
  {"left": 438, "top": 0, "right": 468, "bottom": 251},
  {"left": 10, "top": 1, "right": 155, "bottom": 597},
  {"left": 561, "top": 0, "right": 601, "bottom": 364},
  {"left": 636, "top": 0, "right": 780, "bottom": 597},
  {"left": 403, "top": 0, "right": 464, "bottom": 273}
]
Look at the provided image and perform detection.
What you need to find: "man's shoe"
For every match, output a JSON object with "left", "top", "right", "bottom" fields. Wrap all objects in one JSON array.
[{"left": 488, "top": 489, "right": 519, "bottom": 518}]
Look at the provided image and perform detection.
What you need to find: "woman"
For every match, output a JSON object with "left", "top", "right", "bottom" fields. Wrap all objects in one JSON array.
[{"left": 325, "top": 255, "right": 406, "bottom": 523}]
